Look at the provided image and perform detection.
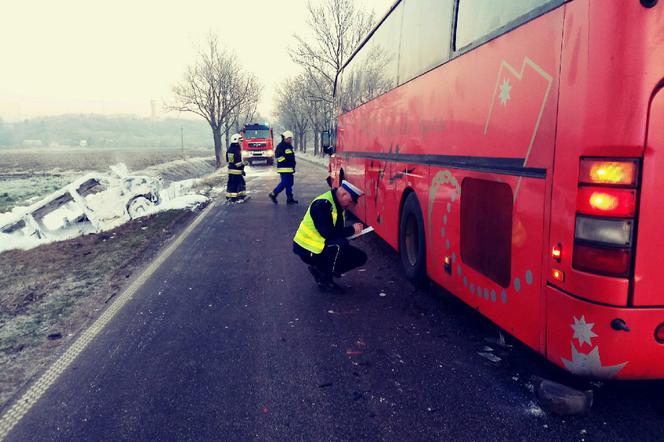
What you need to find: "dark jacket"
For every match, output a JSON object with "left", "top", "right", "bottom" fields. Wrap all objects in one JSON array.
[
  {"left": 309, "top": 189, "right": 355, "bottom": 245},
  {"left": 226, "top": 143, "right": 244, "bottom": 173},
  {"left": 275, "top": 140, "right": 296, "bottom": 173}
]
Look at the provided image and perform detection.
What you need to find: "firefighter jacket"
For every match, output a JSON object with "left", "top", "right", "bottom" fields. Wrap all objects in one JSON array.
[
  {"left": 275, "top": 140, "right": 296, "bottom": 174},
  {"left": 226, "top": 143, "right": 245, "bottom": 175},
  {"left": 293, "top": 189, "right": 355, "bottom": 254}
]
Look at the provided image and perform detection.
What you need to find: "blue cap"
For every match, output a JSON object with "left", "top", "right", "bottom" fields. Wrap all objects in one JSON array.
[{"left": 341, "top": 180, "right": 363, "bottom": 203}]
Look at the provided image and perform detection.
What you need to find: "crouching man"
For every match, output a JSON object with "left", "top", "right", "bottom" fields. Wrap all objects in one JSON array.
[{"left": 292, "top": 180, "right": 367, "bottom": 291}]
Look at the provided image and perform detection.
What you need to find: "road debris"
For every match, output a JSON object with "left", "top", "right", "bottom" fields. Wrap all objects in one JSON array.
[
  {"left": 534, "top": 377, "right": 593, "bottom": 415},
  {"left": 484, "top": 330, "right": 513, "bottom": 348},
  {"left": 477, "top": 352, "right": 502, "bottom": 363},
  {"left": 526, "top": 401, "right": 545, "bottom": 417}
]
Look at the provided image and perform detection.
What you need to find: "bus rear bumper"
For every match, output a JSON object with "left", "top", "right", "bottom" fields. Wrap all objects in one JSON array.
[{"left": 546, "top": 285, "right": 664, "bottom": 380}]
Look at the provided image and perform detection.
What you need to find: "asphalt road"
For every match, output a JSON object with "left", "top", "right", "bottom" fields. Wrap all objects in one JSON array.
[{"left": 4, "top": 159, "right": 664, "bottom": 442}]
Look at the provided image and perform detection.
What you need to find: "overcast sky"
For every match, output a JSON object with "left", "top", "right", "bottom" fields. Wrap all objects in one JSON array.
[{"left": 0, "top": 0, "right": 393, "bottom": 122}]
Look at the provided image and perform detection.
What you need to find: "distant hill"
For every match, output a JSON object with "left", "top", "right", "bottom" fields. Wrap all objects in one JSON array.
[{"left": 0, "top": 115, "right": 214, "bottom": 148}]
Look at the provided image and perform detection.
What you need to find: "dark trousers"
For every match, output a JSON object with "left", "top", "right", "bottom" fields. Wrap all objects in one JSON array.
[
  {"left": 227, "top": 174, "right": 245, "bottom": 199},
  {"left": 273, "top": 173, "right": 294, "bottom": 199},
  {"left": 293, "top": 242, "right": 367, "bottom": 278}
]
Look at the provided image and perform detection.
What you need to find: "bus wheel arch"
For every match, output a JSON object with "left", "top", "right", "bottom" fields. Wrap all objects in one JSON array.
[{"left": 399, "top": 189, "right": 427, "bottom": 286}]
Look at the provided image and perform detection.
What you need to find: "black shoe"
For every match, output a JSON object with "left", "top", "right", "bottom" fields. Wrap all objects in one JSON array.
[
  {"left": 323, "top": 280, "right": 344, "bottom": 293},
  {"left": 317, "top": 273, "right": 343, "bottom": 292},
  {"left": 269, "top": 192, "right": 278, "bottom": 204},
  {"left": 307, "top": 265, "right": 323, "bottom": 285},
  {"left": 286, "top": 198, "right": 298, "bottom": 205}
]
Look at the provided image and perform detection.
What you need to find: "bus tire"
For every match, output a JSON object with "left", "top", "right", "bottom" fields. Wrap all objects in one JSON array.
[{"left": 399, "top": 192, "right": 427, "bottom": 286}]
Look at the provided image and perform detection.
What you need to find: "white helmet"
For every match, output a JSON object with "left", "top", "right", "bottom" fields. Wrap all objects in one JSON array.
[
  {"left": 230, "top": 133, "right": 243, "bottom": 144},
  {"left": 281, "top": 130, "right": 294, "bottom": 139}
]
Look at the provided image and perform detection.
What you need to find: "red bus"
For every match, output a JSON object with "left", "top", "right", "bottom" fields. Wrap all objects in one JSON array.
[{"left": 323, "top": 0, "right": 664, "bottom": 379}]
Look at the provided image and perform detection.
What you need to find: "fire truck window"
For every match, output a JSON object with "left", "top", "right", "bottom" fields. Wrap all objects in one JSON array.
[
  {"left": 460, "top": 178, "right": 513, "bottom": 287},
  {"left": 456, "top": 0, "right": 554, "bottom": 50},
  {"left": 398, "top": 0, "right": 453, "bottom": 84}
]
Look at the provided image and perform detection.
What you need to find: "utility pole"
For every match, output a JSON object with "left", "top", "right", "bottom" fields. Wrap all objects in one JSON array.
[{"left": 181, "top": 125, "right": 184, "bottom": 159}]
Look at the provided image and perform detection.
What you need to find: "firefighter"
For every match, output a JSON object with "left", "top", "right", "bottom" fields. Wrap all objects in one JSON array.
[
  {"left": 268, "top": 130, "right": 298, "bottom": 204},
  {"left": 226, "top": 133, "right": 247, "bottom": 203},
  {"left": 292, "top": 180, "right": 367, "bottom": 291}
]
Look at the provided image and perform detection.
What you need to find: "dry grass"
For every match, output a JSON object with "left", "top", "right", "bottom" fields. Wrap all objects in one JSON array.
[{"left": 192, "top": 169, "right": 227, "bottom": 195}]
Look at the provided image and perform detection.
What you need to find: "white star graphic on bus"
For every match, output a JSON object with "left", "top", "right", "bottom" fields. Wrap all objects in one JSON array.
[
  {"left": 571, "top": 315, "right": 598, "bottom": 347},
  {"left": 499, "top": 78, "right": 511, "bottom": 105},
  {"left": 562, "top": 344, "right": 627, "bottom": 378}
]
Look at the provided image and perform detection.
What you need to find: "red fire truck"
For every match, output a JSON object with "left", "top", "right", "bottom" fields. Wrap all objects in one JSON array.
[
  {"left": 324, "top": 0, "right": 664, "bottom": 379},
  {"left": 241, "top": 123, "right": 274, "bottom": 166}
]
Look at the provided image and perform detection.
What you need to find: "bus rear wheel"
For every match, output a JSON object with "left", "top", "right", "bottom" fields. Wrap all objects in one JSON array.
[{"left": 399, "top": 192, "right": 427, "bottom": 286}]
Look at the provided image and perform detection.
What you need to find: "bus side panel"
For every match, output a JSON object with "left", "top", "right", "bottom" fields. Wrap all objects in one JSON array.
[
  {"left": 427, "top": 167, "right": 546, "bottom": 351},
  {"left": 364, "top": 157, "right": 408, "bottom": 251}
]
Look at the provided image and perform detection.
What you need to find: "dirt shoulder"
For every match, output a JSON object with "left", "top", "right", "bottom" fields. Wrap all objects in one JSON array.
[{"left": 0, "top": 205, "right": 206, "bottom": 409}]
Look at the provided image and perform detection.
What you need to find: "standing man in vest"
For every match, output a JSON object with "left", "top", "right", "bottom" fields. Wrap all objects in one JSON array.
[
  {"left": 293, "top": 180, "right": 367, "bottom": 291},
  {"left": 226, "top": 133, "right": 247, "bottom": 203},
  {"left": 269, "top": 130, "right": 298, "bottom": 204}
]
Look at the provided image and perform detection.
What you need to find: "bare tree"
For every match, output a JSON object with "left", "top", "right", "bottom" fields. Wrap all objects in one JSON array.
[
  {"left": 168, "top": 34, "right": 262, "bottom": 168},
  {"left": 226, "top": 99, "right": 259, "bottom": 143},
  {"left": 290, "top": 0, "right": 374, "bottom": 105},
  {"left": 287, "top": 0, "right": 374, "bottom": 156},
  {"left": 274, "top": 75, "right": 310, "bottom": 152}
]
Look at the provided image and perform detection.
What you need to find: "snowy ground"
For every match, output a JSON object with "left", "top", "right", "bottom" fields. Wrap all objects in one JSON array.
[{"left": 297, "top": 150, "right": 330, "bottom": 169}]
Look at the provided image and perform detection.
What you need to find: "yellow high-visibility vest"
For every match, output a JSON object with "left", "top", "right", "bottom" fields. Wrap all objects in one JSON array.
[{"left": 293, "top": 191, "right": 345, "bottom": 253}]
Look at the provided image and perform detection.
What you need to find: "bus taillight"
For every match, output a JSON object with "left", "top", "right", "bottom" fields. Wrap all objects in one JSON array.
[
  {"left": 576, "top": 187, "right": 637, "bottom": 217},
  {"left": 579, "top": 159, "right": 639, "bottom": 186},
  {"left": 573, "top": 158, "right": 640, "bottom": 277}
]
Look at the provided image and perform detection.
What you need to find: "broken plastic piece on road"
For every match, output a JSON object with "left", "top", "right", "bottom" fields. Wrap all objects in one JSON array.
[
  {"left": 477, "top": 352, "right": 502, "bottom": 363},
  {"left": 484, "top": 330, "right": 513, "bottom": 348}
]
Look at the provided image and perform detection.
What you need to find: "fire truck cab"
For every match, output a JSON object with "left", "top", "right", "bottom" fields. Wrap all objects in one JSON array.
[{"left": 241, "top": 123, "right": 274, "bottom": 166}]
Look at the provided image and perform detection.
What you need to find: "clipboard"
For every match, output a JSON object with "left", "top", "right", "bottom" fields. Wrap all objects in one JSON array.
[{"left": 347, "top": 226, "right": 374, "bottom": 240}]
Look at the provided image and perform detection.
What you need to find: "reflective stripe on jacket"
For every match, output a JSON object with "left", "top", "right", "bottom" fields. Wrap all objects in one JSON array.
[
  {"left": 293, "top": 191, "right": 345, "bottom": 253},
  {"left": 274, "top": 140, "right": 295, "bottom": 174}
]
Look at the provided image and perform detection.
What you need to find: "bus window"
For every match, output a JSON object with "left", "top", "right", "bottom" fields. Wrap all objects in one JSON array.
[
  {"left": 455, "top": 0, "right": 555, "bottom": 50},
  {"left": 338, "top": 2, "right": 402, "bottom": 112},
  {"left": 398, "top": 0, "right": 453, "bottom": 84}
]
